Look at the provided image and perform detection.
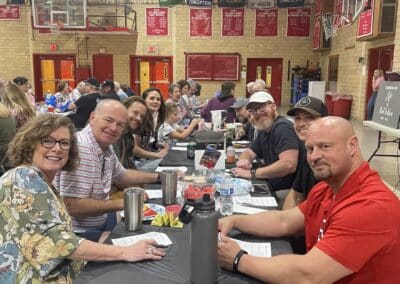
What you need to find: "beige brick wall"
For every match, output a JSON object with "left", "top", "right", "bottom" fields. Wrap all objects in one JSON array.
[
  {"left": 1, "top": 5, "right": 399, "bottom": 121},
  {"left": 392, "top": 3, "right": 400, "bottom": 70}
]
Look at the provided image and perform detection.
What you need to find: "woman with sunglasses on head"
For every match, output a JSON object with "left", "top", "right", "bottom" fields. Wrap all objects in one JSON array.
[{"left": 0, "top": 114, "right": 165, "bottom": 283}]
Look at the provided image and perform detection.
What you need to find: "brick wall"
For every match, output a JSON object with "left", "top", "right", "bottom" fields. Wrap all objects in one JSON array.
[{"left": 0, "top": 5, "right": 398, "bottom": 120}]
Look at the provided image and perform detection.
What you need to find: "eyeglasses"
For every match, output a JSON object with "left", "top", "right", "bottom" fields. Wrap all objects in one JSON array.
[
  {"left": 41, "top": 137, "right": 71, "bottom": 150},
  {"left": 248, "top": 102, "right": 274, "bottom": 115}
]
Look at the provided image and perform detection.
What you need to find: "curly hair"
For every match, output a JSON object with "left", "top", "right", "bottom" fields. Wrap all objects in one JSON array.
[{"left": 7, "top": 114, "right": 79, "bottom": 171}]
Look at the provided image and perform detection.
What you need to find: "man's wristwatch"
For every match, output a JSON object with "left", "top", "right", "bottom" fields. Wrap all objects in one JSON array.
[
  {"left": 250, "top": 169, "right": 256, "bottom": 179},
  {"left": 233, "top": 249, "right": 248, "bottom": 273}
]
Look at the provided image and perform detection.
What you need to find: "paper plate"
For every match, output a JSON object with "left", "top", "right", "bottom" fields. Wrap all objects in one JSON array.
[
  {"left": 120, "top": 203, "right": 165, "bottom": 221},
  {"left": 155, "top": 166, "right": 188, "bottom": 173},
  {"left": 215, "top": 177, "right": 252, "bottom": 196}
]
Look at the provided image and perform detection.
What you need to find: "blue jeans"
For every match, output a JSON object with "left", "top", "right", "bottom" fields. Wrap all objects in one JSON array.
[
  {"left": 76, "top": 212, "right": 117, "bottom": 242},
  {"left": 367, "top": 91, "right": 378, "bottom": 120}
]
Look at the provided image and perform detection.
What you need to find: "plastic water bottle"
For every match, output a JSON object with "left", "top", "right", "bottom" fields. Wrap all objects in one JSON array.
[{"left": 219, "top": 175, "right": 233, "bottom": 216}]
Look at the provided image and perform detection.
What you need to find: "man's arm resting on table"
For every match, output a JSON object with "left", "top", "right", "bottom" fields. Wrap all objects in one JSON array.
[
  {"left": 226, "top": 206, "right": 305, "bottom": 238},
  {"left": 115, "top": 169, "right": 159, "bottom": 188},
  {"left": 255, "top": 149, "right": 298, "bottom": 179},
  {"left": 238, "top": 247, "right": 353, "bottom": 284},
  {"left": 62, "top": 197, "right": 123, "bottom": 217},
  {"left": 282, "top": 189, "right": 305, "bottom": 210}
]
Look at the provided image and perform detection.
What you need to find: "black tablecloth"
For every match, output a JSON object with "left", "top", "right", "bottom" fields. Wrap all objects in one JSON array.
[
  {"left": 75, "top": 222, "right": 292, "bottom": 284},
  {"left": 160, "top": 150, "right": 194, "bottom": 167}
]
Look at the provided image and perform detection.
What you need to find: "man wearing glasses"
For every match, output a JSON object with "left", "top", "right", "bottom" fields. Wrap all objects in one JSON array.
[
  {"left": 54, "top": 99, "right": 160, "bottom": 243},
  {"left": 231, "top": 91, "right": 301, "bottom": 193}
]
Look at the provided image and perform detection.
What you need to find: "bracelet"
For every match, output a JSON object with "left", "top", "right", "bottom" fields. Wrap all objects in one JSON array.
[
  {"left": 250, "top": 169, "right": 256, "bottom": 179},
  {"left": 233, "top": 249, "right": 248, "bottom": 273}
]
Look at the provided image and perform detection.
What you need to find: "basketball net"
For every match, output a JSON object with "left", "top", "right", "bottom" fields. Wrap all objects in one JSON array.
[{"left": 49, "top": 21, "right": 64, "bottom": 35}]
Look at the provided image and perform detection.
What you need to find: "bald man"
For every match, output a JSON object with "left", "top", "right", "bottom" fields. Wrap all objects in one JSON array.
[
  {"left": 55, "top": 100, "right": 159, "bottom": 242},
  {"left": 218, "top": 117, "right": 400, "bottom": 283}
]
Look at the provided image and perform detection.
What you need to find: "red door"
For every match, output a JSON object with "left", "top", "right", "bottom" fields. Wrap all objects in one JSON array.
[
  {"left": 130, "top": 56, "right": 173, "bottom": 99},
  {"left": 246, "top": 58, "right": 283, "bottom": 105},
  {"left": 93, "top": 54, "right": 113, "bottom": 82},
  {"left": 33, "top": 54, "right": 76, "bottom": 101},
  {"left": 365, "top": 45, "right": 394, "bottom": 118}
]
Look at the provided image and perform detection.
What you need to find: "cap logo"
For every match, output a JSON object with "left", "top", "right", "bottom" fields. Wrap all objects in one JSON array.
[{"left": 298, "top": 97, "right": 311, "bottom": 106}]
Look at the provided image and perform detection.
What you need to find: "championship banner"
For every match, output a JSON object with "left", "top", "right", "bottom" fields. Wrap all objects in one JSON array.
[
  {"left": 277, "top": 0, "right": 304, "bottom": 7},
  {"left": 218, "top": 0, "right": 246, "bottom": 8},
  {"left": 190, "top": 8, "right": 212, "bottom": 37},
  {"left": 247, "top": 0, "right": 275, "bottom": 9},
  {"left": 187, "top": 0, "right": 212, "bottom": 6}
]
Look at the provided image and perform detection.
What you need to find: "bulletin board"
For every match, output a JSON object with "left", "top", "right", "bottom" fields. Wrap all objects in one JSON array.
[{"left": 185, "top": 53, "right": 240, "bottom": 81}]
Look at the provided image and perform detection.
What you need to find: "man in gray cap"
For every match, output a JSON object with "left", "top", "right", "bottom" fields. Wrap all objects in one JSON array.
[
  {"left": 232, "top": 91, "right": 301, "bottom": 192},
  {"left": 229, "top": 98, "right": 255, "bottom": 141}
]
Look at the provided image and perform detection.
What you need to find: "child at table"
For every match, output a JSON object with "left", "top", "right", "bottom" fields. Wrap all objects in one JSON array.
[{"left": 158, "top": 103, "right": 201, "bottom": 147}]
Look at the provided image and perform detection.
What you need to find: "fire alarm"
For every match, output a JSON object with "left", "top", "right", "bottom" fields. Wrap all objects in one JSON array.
[{"left": 50, "top": 43, "right": 58, "bottom": 51}]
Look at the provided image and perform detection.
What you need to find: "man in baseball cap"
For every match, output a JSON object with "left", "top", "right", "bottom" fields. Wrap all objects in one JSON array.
[
  {"left": 84, "top": 76, "right": 100, "bottom": 88},
  {"left": 232, "top": 91, "right": 301, "bottom": 193},
  {"left": 283, "top": 96, "right": 328, "bottom": 209},
  {"left": 101, "top": 80, "right": 120, "bottom": 101},
  {"left": 229, "top": 98, "right": 255, "bottom": 141}
]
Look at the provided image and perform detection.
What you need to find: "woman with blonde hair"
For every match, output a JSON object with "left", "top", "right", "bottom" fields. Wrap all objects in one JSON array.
[
  {"left": 0, "top": 81, "right": 35, "bottom": 128},
  {"left": 367, "top": 69, "right": 385, "bottom": 120},
  {"left": 0, "top": 102, "right": 16, "bottom": 175}
]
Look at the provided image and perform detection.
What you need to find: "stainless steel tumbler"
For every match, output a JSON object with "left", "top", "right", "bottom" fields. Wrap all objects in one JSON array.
[
  {"left": 161, "top": 170, "right": 178, "bottom": 205},
  {"left": 124, "top": 187, "right": 144, "bottom": 231}
]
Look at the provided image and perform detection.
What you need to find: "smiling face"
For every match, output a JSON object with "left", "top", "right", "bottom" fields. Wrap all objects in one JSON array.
[
  {"left": 248, "top": 102, "right": 276, "bottom": 131},
  {"left": 90, "top": 100, "right": 128, "bottom": 150},
  {"left": 126, "top": 101, "right": 147, "bottom": 130},
  {"left": 144, "top": 90, "right": 162, "bottom": 113},
  {"left": 293, "top": 110, "right": 319, "bottom": 141},
  {"left": 305, "top": 118, "right": 356, "bottom": 184},
  {"left": 32, "top": 127, "right": 70, "bottom": 181}
]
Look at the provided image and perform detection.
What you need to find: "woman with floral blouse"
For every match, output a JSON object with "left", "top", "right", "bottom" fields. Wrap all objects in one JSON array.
[{"left": 0, "top": 114, "right": 165, "bottom": 283}]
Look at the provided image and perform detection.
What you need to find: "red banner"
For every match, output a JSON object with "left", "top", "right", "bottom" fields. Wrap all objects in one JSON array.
[
  {"left": 357, "top": 0, "right": 374, "bottom": 38},
  {"left": 221, "top": 8, "right": 244, "bottom": 37},
  {"left": 314, "top": 0, "right": 321, "bottom": 16},
  {"left": 286, "top": 8, "right": 310, "bottom": 37},
  {"left": 146, "top": 8, "right": 168, "bottom": 36},
  {"left": 313, "top": 15, "right": 321, "bottom": 49},
  {"left": 0, "top": 5, "right": 20, "bottom": 20},
  {"left": 333, "top": 0, "right": 343, "bottom": 28},
  {"left": 255, "top": 8, "right": 278, "bottom": 36},
  {"left": 190, "top": 8, "right": 212, "bottom": 37}
]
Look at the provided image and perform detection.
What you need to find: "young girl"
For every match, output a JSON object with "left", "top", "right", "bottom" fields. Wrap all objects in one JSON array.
[{"left": 158, "top": 103, "right": 200, "bottom": 147}]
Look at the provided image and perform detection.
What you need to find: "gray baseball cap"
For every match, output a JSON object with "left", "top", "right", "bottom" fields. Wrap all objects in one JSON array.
[{"left": 230, "top": 98, "right": 249, "bottom": 109}]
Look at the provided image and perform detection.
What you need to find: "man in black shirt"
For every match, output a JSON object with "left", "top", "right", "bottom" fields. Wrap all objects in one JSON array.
[
  {"left": 232, "top": 91, "right": 300, "bottom": 192},
  {"left": 229, "top": 98, "right": 256, "bottom": 141},
  {"left": 101, "top": 80, "right": 120, "bottom": 101},
  {"left": 69, "top": 76, "right": 101, "bottom": 130},
  {"left": 282, "top": 96, "right": 328, "bottom": 210}
]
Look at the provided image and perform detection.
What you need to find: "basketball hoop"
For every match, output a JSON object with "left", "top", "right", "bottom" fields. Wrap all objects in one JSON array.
[{"left": 49, "top": 21, "right": 64, "bottom": 35}]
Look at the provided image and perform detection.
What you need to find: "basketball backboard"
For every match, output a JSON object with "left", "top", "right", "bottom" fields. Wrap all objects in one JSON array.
[
  {"left": 342, "top": 0, "right": 366, "bottom": 23},
  {"left": 32, "top": 0, "right": 87, "bottom": 28}
]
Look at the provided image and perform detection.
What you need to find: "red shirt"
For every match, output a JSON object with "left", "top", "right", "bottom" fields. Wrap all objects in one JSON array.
[{"left": 299, "top": 162, "right": 400, "bottom": 283}]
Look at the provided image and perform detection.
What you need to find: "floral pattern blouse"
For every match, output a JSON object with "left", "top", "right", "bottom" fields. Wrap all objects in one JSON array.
[{"left": 0, "top": 166, "right": 85, "bottom": 283}]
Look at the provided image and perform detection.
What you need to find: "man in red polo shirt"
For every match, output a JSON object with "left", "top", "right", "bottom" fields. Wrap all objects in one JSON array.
[{"left": 218, "top": 116, "right": 400, "bottom": 283}]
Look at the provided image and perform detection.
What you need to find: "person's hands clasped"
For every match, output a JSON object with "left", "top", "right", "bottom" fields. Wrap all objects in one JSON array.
[
  {"left": 156, "top": 147, "right": 169, "bottom": 159},
  {"left": 218, "top": 216, "right": 236, "bottom": 237},
  {"left": 230, "top": 167, "right": 251, "bottom": 179},
  {"left": 122, "top": 239, "right": 165, "bottom": 262},
  {"left": 218, "top": 235, "right": 241, "bottom": 271},
  {"left": 236, "top": 159, "right": 252, "bottom": 170}
]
